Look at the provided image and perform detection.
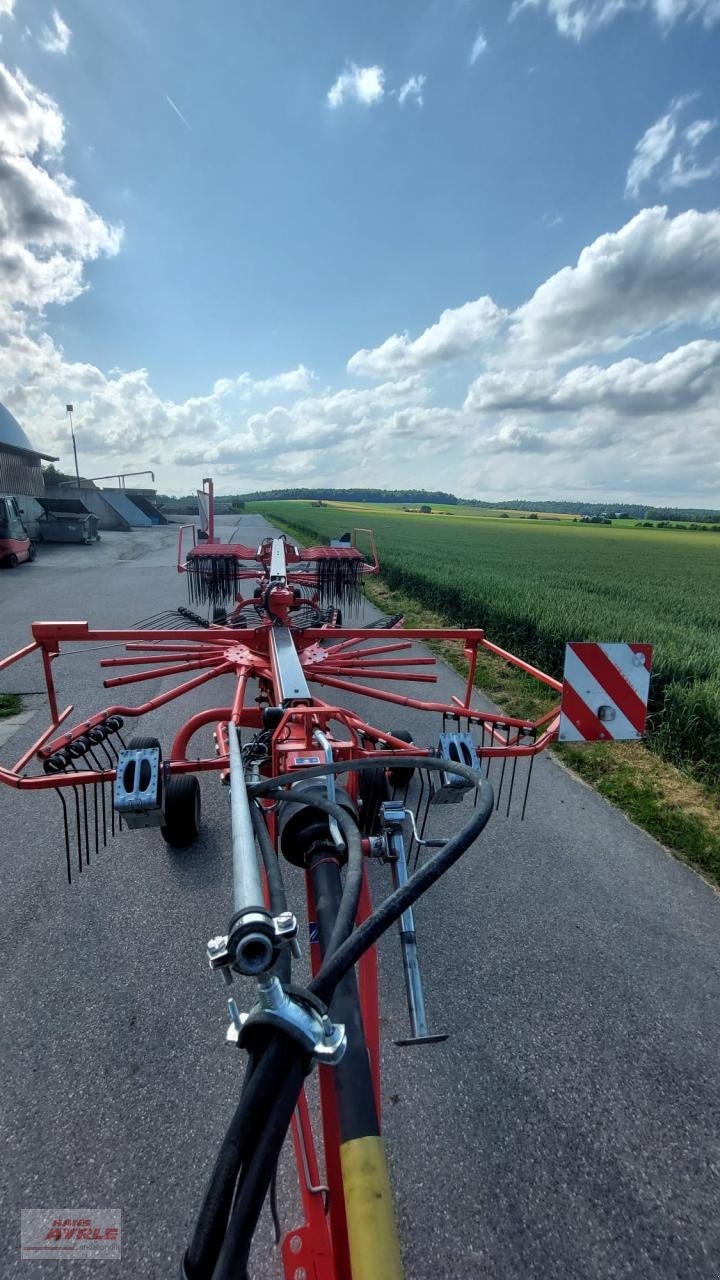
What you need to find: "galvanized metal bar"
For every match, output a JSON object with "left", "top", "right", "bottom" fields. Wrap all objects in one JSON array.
[
  {"left": 227, "top": 721, "right": 264, "bottom": 913},
  {"left": 269, "top": 537, "right": 287, "bottom": 581},
  {"left": 388, "top": 828, "right": 429, "bottom": 1039},
  {"left": 269, "top": 626, "right": 311, "bottom": 704}
]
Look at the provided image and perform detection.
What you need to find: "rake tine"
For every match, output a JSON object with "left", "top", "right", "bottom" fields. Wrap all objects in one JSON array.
[
  {"left": 86, "top": 749, "right": 108, "bottom": 846},
  {"left": 93, "top": 741, "right": 116, "bottom": 836},
  {"left": 496, "top": 754, "right": 507, "bottom": 812},
  {"left": 410, "top": 771, "right": 425, "bottom": 868},
  {"left": 71, "top": 786, "right": 83, "bottom": 875},
  {"left": 101, "top": 781, "right": 108, "bottom": 846},
  {"left": 97, "top": 741, "right": 117, "bottom": 833},
  {"left": 506, "top": 757, "right": 518, "bottom": 818},
  {"left": 93, "top": 783, "right": 99, "bottom": 857},
  {"left": 82, "top": 786, "right": 90, "bottom": 866},
  {"left": 64, "top": 759, "right": 87, "bottom": 860},
  {"left": 419, "top": 778, "right": 433, "bottom": 842},
  {"left": 486, "top": 724, "right": 497, "bottom": 777},
  {"left": 55, "top": 788, "right": 72, "bottom": 885},
  {"left": 521, "top": 755, "right": 535, "bottom": 821}
]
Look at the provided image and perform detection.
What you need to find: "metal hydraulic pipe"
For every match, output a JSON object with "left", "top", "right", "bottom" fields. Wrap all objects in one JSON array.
[{"left": 227, "top": 721, "right": 264, "bottom": 916}]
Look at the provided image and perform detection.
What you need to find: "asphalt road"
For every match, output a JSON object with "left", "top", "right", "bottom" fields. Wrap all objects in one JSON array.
[{"left": 1, "top": 516, "right": 718, "bottom": 1280}]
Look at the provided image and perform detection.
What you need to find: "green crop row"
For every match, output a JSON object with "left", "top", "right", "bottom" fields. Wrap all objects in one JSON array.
[{"left": 254, "top": 501, "right": 720, "bottom": 783}]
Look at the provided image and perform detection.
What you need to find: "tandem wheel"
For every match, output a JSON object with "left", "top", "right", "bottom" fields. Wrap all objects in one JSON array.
[
  {"left": 127, "top": 736, "right": 201, "bottom": 849},
  {"left": 162, "top": 775, "right": 201, "bottom": 848},
  {"left": 386, "top": 728, "right": 415, "bottom": 788}
]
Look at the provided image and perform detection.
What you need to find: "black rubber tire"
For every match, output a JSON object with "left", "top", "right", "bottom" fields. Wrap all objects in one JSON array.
[
  {"left": 127, "top": 735, "right": 162, "bottom": 753},
  {"left": 161, "top": 774, "right": 201, "bottom": 848},
  {"left": 357, "top": 767, "right": 390, "bottom": 835},
  {"left": 28, "top": 542, "right": 37, "bottom": 562},
  {"left": 386, "top": 727, "right": 415, "bottom": 788},
  {"left": 2, "top": 553, "right": 19, "bottom": 569}
]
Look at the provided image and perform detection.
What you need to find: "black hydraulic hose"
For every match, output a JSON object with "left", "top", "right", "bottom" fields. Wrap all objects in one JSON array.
[
  {"left": 309, "top": 776, "right": 494, "bottom": 1005},
  {"left": 249, "top": 802, "right": 291, "bottom": 985},
  {"left": 249, "top": 802, "right": 287, "bottom": 914},
  {"left": 262, "top": 583, "right": 283, "bottom": 627},
  {"left": 186, "top": 800, "right": 360, "bottom": 1279},
  {"left": 211, "top": 1048, "right": 310, "bottom": 1280},
  {"left": 261, "top": 789, "right": 364, "bottom": 961},
  {"left": 188, "top": 755, "right": 491, "bottom": 1278},
  {"left": 311, "top": 852, "right": 379, "bottom": 1144},
  {"left": 247, "top": 753, "right": 482, "bottom": 798},
  {"left": 183, "top": 1037, "right": 298, "bottom": 1280}
]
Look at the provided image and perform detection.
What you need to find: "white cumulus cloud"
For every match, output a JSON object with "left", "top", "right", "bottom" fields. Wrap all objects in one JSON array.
[
  {"left": 396, "top": 75, "right": 425, "bottom": 107},
  {"left": 38, "top": 8, "right": 71, "bottom": 55},
  {"left": 348, "top": 297, "right": 507, "bottom": 378},
  {"left": 512, "top": 0, "right": 720, "bottom": 39},
  {"left": 509, "top": 206, "right": 720, "bottom": 361},
  {"left": 466, "top": 339, "right": 720, "bottom": 415},
  {"left": 470, "top": 28, "right": 488, "bottom": 62},
  {"left": 626, "top": 95, "right": 719, "bottom": 197},
  {"left": 327, "top": 63, "right": 385, "bottom": 109},
  {"left": 3, "top": 54, "right": 720, "bottom": 504},
  {"left": 0, "top": 62, "right": 121, "bottom": 324}
]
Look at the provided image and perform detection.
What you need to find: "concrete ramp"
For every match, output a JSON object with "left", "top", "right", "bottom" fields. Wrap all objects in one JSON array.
[
  {"left": 126, "top": 493, "right": 168, "bottom": 524},
  {"left": 100, "top": 489, "right": 152, "bottom": 527},
  {"left": 45, "top": 486, "right": 131, "bottom": 531}
]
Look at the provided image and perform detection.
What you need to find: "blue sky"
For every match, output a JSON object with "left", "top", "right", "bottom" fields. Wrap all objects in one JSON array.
[{"left": 1, "top": 0, "right": 719, "bottom": 502}]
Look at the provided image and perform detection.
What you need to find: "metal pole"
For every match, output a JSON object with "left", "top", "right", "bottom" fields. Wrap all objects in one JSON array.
[
  {"left": 227, "top": 721, "right": 264, "bottom": 912},
  {"left": 66, "top": 405, "right": 80, "bottom": 490},
  {"left": 203, "top": 477, "right": 215, "bottom": 543}
]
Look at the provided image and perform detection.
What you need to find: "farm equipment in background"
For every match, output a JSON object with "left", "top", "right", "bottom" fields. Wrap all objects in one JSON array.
[
  {"left": 36, "top": 496, "right": 100, "bottom": 544},
  {"left": 0, "top": 479, "right": 653, "bottom": 1280},
  {"left": 0, "top": 496, "right": 36, "bottom": 568}
]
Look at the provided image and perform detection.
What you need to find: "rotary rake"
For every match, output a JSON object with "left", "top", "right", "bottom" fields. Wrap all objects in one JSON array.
[{"left": 0, "top": 480, "right": 653, "bottom": 1280}]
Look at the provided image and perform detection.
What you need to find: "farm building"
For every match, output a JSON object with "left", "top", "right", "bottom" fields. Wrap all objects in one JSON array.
[{"left": 0, "top": 402, "right": 57, "bottom": 536}]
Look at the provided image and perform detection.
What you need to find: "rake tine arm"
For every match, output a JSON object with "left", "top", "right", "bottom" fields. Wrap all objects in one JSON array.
[
  {"left": 40, "top": 662, "right": 235, "bottom": 759},
  {"left": 102, "top": 656, "right": 226, "bottom": 688}
]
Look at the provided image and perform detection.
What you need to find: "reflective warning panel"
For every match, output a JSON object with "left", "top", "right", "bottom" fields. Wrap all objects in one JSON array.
[{"left": 558, "top": 642, "right": 653, "bottom": 742}]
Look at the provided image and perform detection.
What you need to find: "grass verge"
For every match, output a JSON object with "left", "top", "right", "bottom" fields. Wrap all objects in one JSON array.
[
  {"left": 259, "top": 508, "right": 720, "bottom": 888},
  {"left": 0, "top": 694, "right": 22, "bottom": 719}
]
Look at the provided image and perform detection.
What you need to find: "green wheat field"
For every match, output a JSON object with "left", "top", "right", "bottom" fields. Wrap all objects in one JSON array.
[{"left": 253, "top": 500, "right": 720, "bottom": 784}]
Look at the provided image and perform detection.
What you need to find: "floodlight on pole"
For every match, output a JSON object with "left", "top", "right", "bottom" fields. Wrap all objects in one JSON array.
[{"left": 66, "top": 404, "right": 80, "bottom": 489}]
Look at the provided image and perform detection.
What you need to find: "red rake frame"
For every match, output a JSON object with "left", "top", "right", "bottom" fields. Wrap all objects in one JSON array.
[
  {"left": 0, "top": 530, "right": 569, "bottom": 1280},
  {"left": 0, "top": 619, "right": 563, "bottom": 796}
]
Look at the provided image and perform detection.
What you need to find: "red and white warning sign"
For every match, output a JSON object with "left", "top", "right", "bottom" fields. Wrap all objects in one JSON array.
[{"left": 558, "top": 642, "right": 653, "bottom": 742}]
